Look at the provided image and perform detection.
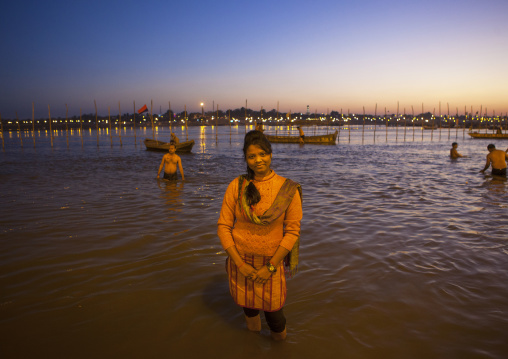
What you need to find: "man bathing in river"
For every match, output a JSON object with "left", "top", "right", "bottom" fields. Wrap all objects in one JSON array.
[
  {"left": 450, "top": 142, "right": 466, "bottom": 158},
  {"left": 480, "top": 144, "right": 508, "bottom": 176},
  {"left": 157, "top": 142, "right": 185, "bottom": 180}
]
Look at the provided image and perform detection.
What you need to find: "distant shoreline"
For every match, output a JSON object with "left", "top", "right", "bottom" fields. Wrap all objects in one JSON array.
[{"left": 1, "top": 111, "right": 505, "bottom": 132}]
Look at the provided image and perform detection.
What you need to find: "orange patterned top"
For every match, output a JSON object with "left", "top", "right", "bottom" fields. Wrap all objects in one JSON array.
[{"left": 217, "top": 171, "right": 302, "bottom": 256}]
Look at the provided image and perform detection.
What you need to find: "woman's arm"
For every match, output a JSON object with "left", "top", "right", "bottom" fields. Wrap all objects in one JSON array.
[{"left": 217, "top": 179, "right": 238, "bottom": 250}]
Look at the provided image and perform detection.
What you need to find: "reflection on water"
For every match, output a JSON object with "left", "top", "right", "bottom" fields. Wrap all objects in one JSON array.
[
  {"left": 1, "top": 126, "right": 507, "bottom": 358},
  {"left": 158, "top": 179, "right": 184, "bottom": 208}
]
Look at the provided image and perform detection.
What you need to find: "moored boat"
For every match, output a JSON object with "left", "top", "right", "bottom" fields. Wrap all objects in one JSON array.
[
  {"left": 144, "top": 138, "right": 195, "bottom": 152},
  {"left": 265, "top": 130, "right": 338, "bottom": 144},
  {"left": 468, "top": 132, "right": 508, "bottom": 139}
]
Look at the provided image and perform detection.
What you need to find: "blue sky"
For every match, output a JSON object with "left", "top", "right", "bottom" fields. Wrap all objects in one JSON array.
[{"left": 1, "top": 0, "right": 508, "bottom": 118}]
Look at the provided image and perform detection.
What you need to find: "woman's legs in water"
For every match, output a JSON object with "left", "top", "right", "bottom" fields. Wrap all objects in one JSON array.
[
  {"left": 243, "top": 307, "right": 261, "bottom": 332},
  {"left": 243, "top": 307, "right": 286, "bottom": 339}
]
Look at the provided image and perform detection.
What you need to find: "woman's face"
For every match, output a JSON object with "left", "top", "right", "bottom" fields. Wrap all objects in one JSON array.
[{"left": 245, "top": 144, "right": 272, "bottom": 178}]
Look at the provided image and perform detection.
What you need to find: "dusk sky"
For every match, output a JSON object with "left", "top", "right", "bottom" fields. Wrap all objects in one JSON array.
[{"left": 2, "top": 0, "right": 508, "bottom": 119}]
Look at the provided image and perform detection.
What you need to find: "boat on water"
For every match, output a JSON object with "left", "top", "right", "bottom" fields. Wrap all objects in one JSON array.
[
  {"left": 144, "top": 138, "right": 195, "bottom": 152},
  {"left": 265, "top": 130, "right": 338, "bottom": 145},
  {"left": 468, "top": 131, "right": 508, "bottom": 139}
]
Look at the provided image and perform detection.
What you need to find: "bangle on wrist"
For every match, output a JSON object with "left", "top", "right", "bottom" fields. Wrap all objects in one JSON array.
[{"left": 237, "top": 261, "right": 245, "bottom": 269}]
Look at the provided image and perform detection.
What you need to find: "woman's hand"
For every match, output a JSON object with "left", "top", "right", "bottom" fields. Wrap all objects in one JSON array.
[
  {"left": 239, "top": 263, "right": 257, "bottom": 280},
  {"left": 253, "top": 266, "right": 272, "bottom": 284}
]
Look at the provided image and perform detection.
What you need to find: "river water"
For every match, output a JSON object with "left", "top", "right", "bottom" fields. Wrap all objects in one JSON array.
[{"left": 1, "top": 125, "right": 507, "bottom": 359}]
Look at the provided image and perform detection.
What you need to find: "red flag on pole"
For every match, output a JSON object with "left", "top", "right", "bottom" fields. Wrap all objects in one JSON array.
[{"left": 137, "top": 104, "right": 148, "bottom": 114}]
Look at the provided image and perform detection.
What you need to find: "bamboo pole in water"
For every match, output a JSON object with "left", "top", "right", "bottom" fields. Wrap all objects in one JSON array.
[
  {"left": 95, "top": 100, "right": 99, "bottom": 147},
  {"left": 229, "top": 110, "right": 231, "bottom": 143},
  {"left": 431, "top": 108, "right": 435, "bottom": 141},
  {"left": 479, "top": 105, "right": 483, "bottom": 133},
  {"left": 457, "top": 106, "right": 462, "bottom": 139},
  {"left": 438, "top": 101, "right": 442, "bottom": 140},
  {"left": 447, "top": 102, "right": 451, "bottom": 139},
  {"left": 80, "top": 108, "right": 83, "bottom": 147},
  {"left": 362, "top": 106, "right": 365, "bottom": 144},
  {"left": 0, "top": 113, "right": 4, "bottom": 150},
  {"left": 412, "top": 105, "right": 415, "bottom": 141},
  {"left": 396, "top": 101, "right": 399, "bottom": 142},
  {"left": 326, "top": 108, "right": 332, "bottom": 134},
  {"left": 348, "top": 109, "right": 351, "bottom": 143},
  {"left": 32, "top": 103, "right": 36, "bottom": 148},
  {"left": 384, "top": 107, "right": 388, "bottom": 142},
  {"left": 16, "top": 113, "right": 23, "bottom": 147},
  {"left": 216, "top": 104, "right": 218, "bottom": 144},
  {"left": 168, "top": 101, "right": 172, "bottom": 135},
  {"left": 276, "top": 101, "right": 279, "bottom": 136},
  {"left": 150, "top": 100, "right": 155, "bottom": 140},
  {"left": 403, "top": 108, "right": 407, "bottom": 142},
  {"left": 65, "top": 104, "right": 69, "bottom": 147},
  {"left": 108, "top": 107, "right": 113, "bottom": 146},
  {"left": 373, "top": 104, "right": 377, "bottom": 142},
  {"left": 312, "top": 111, "right": 315, "bottom": 136},
  {"left": 421, "top": 103, "right": 424, "bottom": 141},
  {"left": 133, "top": 101, "right": 137, "bottom": 145},
  {"left": 185, "top": 105, "right": 188, "bottom": 141},
  {"left": 468, "top": 106, "right": 472, "bottom": 134},
  {"left": 118, "top": 102, "right": 122, "bottom": 146},
  {"left": 48, "top": 105, "right": 54, "bottom": 148},
  {"left": 485, "top": 108, "right": 488, "bottom": 133},
  {"left": 338, "top": 108, "right": 342, "bottom": 143},
  {"left": 288, "top": 110, "right": 291, "bottom": 135}
]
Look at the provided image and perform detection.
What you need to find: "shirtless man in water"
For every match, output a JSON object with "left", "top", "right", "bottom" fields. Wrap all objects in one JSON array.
[
  {"left": 480, "top": 144, "right": 508, "bottom": 176},
  {"left": 157, "top": 142, "right": 185, "bottom": 180}
]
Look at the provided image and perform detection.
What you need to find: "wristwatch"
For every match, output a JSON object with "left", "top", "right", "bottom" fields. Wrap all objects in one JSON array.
[{"left": 266, "top": 261, "right": 277, "bottom": 273}]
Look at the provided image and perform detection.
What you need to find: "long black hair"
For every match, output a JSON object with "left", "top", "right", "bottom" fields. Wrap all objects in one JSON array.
[{"left": 242, "top": 130, "right": 272, "bottom": 206}]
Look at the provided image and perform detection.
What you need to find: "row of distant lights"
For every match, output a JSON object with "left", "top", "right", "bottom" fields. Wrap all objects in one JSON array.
[{"left": 8, "top": 114, "right": 507, "bottom": 125}]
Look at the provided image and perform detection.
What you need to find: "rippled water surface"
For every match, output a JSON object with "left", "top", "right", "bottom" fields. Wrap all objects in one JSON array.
[{"left": 1, "top": 125, "right": 507, "bottom": 358}]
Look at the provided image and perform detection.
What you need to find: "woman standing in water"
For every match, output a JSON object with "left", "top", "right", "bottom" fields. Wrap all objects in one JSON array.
[{"left": 217, "top": 130, "right": 302, "bottom": 341}]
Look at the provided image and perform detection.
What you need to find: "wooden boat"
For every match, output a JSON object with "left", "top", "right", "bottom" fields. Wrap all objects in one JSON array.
[
  {"left": 144, "top": 138, "right": 195, "bottom": 152},
  {"left": 265, "top": 130, "right": 338, "bottom": 145},
  {"left": 468, "top": 131, "right": 508, "bottom": 139}
]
